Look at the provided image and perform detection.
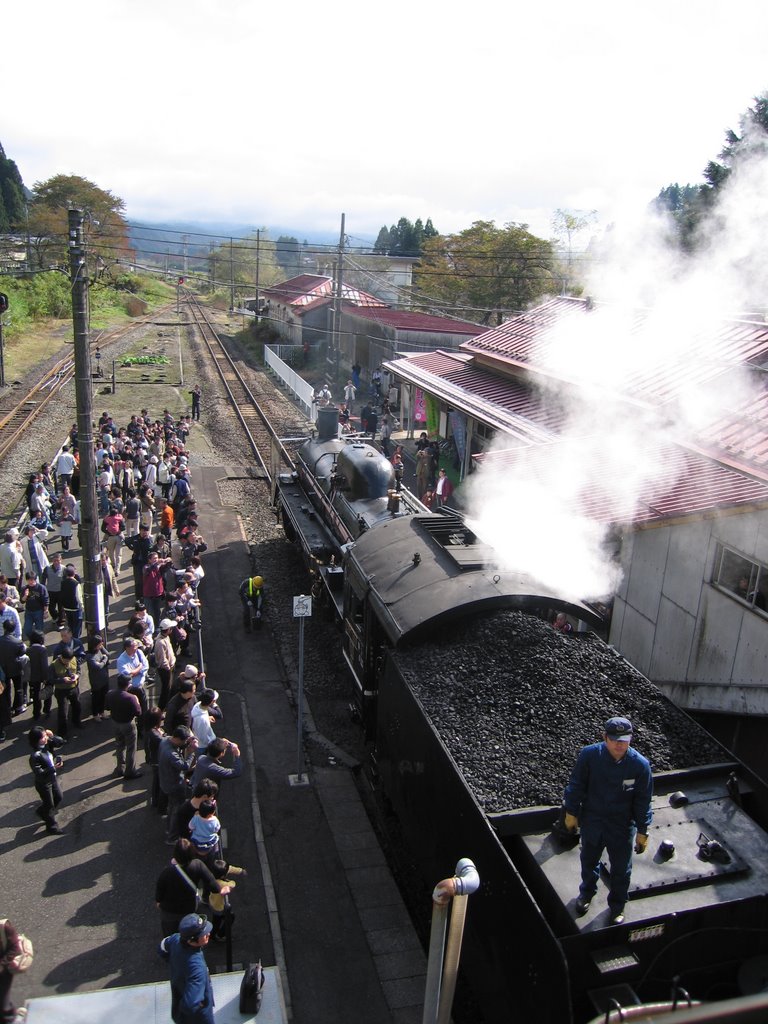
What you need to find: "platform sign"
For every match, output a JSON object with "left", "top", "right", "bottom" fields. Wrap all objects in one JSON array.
[{"left": 291, "top": 595, "right": 312, "bottom": 786}]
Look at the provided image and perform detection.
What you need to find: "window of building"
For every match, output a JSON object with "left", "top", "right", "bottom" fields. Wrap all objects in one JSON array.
[{"left": 712, "top": 543, "right": 767, "bottom": 612}]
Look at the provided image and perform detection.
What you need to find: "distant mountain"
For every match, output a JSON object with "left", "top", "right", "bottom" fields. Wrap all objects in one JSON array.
[{"left": 128, "top": 219, "right": 344, "bottom": 256}]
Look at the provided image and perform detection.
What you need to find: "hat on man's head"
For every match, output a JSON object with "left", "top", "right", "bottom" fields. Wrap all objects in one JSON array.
[
  {"left": 604, "top": 717, "right": 633, "bottom": 742},
  {"left": 159, "top": 618, "right": 176, "bottom": 631},
  {"left": 183, "top": 665, "right": 199, "bottom": 678},
  {"left": 178, "top": 913, "right": 212, "bottom": 941}
]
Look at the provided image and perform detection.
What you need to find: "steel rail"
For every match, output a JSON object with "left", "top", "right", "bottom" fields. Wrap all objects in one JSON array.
[
  {"left": 0, "top": 303, "right": 177, "bottom": 462},
  {"left": 183, "top": 295, "right": 295, "bottom": 486}
]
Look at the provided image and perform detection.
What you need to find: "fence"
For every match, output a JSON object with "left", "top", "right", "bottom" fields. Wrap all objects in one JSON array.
[{"left": 264, "top": 345, "right": 317, "bottom": 422}]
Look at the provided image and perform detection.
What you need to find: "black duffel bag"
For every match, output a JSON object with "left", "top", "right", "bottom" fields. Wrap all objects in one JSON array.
[{"left": 239, "top": 960, "right": 265, "bottom": 1015}]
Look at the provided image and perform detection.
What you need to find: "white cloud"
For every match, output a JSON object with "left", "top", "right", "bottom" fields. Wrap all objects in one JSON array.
[{"left": 4, "top": 0, "right": 768, "bottom": 238}]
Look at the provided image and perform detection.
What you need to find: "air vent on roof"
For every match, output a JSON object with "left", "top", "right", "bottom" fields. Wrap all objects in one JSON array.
[{"left": 418, "top": 515, "right": 499, "bottom": 571}]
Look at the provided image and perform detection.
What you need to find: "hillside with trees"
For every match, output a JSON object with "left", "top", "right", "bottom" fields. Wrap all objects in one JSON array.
[
  {"left": 0, "top": 143, "right": 26, "bottom": 231},
  {"left": 652, "top": 90, "right": 768, "bottom": 249}
]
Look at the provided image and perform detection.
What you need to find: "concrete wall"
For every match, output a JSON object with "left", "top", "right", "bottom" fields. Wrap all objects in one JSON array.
[{"left": 610, "top": 509, "right": 768, "bottom": 715}]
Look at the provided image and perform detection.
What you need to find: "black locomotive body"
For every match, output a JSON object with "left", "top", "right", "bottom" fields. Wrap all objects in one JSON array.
[{"left": 274, "top": 425, "right": 768, "bottom": 1023}]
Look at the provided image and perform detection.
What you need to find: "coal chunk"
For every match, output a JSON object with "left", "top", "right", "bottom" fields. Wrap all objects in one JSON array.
[{"left": 397, "top": 611, "right": 725, "bottom": 813}]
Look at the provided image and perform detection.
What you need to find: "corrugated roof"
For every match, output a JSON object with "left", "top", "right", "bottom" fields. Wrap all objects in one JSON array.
[
  {"left": 346, "top": 305, "right": 484, "bottom": 334},
  {"left": 462, "top": 297, "right": 768, "bottom": 406},
  {"left": 388, "top": 350, "right": 567, "bottom": 433},
  {"left": 262, "top": 275, "right": 385, "bottom": 310},
  {"left": 475, "top": 443, "right": 768, "bottom": 527}
]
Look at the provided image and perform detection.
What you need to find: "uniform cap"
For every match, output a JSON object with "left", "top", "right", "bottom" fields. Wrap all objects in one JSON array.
[
  {"left": 604, "top": 717, "right": 633, "bottom": 741},
  {"left": 178, "top": 913, "right": 212, "bottom": 940}
]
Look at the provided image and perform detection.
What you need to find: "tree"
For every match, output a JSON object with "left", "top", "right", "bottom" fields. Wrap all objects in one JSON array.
[
  {"left": 551, "top": 208, "right": 597, "bottom": 293},
  {"left": 703, "top": 92, "right": 768, "bottom": 198},
  {"left": 654, "top": 92, "right": 768, "bottom": 250},
  {"left": 27, "top": 174, "right": 131, "bottom": 270},
  {"left": 372, "top": 216, "right": 438, "bottom": 256},
  {"left": 373, "top": 225, "right": 391, "bottom": 253},
  {"left": 275, "top": 235, "right": 300, "bottom": 276},
  {"left": 206, "top": 231, "right": 282, "bottom": 301},
  {"left": 416, "top": 221, "right": 555, "bottom": 325},
  {"left": 0, "top": 141, "right": 27, "bottom": 231}
]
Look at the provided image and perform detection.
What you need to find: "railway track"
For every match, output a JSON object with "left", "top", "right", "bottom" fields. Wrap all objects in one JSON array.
[
  {"left": 0, "top": 303, "right": 176, "bottom": 461},
  {"left": 184, "top": 294, "right": 295, "bottom": 484}
]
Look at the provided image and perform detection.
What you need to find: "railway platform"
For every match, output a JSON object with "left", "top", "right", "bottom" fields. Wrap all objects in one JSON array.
[{"left": 0, "top": 447, "right": 426, "bottom": 1024}]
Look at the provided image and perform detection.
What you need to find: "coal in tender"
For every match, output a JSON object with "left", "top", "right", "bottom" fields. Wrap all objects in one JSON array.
[{"left": 396, "top": 610, "right": 725, "bottom": 813}]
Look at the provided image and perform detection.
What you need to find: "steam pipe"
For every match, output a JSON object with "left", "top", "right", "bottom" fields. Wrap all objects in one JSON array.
[{"left": 422, "top": 859, "right": 480, "bottom": 1024}]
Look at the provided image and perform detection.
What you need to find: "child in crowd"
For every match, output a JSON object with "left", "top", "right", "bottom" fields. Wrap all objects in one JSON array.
[{"left": 188, "top": 798, "right": 220, "bottom": 860}]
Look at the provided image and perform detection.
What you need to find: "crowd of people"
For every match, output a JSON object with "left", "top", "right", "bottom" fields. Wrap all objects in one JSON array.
[{"left": 0, "top": 399, "right": 254, "bottom": 1019}]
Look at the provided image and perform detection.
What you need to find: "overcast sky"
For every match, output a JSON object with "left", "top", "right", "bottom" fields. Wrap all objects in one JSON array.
[{"left": 4, "top": 0, "right": 768, "bottom": 242}]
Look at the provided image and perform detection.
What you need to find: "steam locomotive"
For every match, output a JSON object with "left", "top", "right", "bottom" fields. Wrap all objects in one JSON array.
[{"left": 274, "top": 408, "right": 768, "bottom": 1023}]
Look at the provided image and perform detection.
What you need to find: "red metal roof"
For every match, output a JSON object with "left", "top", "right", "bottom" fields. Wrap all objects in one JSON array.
[
  {"left": 475, "top": 443, "right": 768, "bottom": 527},
  {"left": 262, "top": 275, "right": 385, "bottom": 310},
  {"left": 388, "top": 350, "right": 567, "bottom": 436},
  {"left": 462, "top": 297, "right": 768, "bottom": 406},
  {"left": 387, "top": 302, "right": 768, "bottom": 525},
  {"left": 346, "top": 305, "right": 484, "bottom": 334}
]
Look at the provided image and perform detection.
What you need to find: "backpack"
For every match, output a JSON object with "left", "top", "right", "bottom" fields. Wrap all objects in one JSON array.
[{"left": 239, "top": 960, "right": 265, "bottom": 1014}]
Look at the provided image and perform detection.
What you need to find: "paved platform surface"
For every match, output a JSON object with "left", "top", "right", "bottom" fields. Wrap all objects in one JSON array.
[
  {"left": 26, "top": 967, "right": 287, "bottom": 1024},
  {"left": 1, "top": 455, "right": 426, "bottom": 1024}
]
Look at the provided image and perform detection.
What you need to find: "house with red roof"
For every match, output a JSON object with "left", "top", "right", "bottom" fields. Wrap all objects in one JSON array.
[{"left": 261, "top": 273, "right": 487, "bottom": 375}]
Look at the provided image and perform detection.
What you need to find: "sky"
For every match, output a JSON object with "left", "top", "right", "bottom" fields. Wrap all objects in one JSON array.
[{"left": 3, "top": 1, "right": 768, "bottom": 243}]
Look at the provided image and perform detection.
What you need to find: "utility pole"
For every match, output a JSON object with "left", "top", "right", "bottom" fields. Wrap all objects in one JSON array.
[
  {"left": 229, "top": 237, "right": 235, "bottom": 311},
  {"left": 254, "top": 229, "right": 260, "bottom": 319},
  {"left": 67, "top": 208, "right": 102, "bottom": 638},
  {"left": 331, "top": 212, "right": 345, "bottom": 381}
]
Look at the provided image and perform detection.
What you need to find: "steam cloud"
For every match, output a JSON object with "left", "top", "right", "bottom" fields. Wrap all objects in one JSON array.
[{"left": 467, "top": 148, "right": 768, "bottom": 603}]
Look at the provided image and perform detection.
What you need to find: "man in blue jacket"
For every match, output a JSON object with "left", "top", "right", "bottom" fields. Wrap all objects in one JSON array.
[
  {"left": 563, "top": 716, "right": 653, "bottom": 924},
  {"left": 159, "top": 913, "right": 214, "bottom": 1024}
]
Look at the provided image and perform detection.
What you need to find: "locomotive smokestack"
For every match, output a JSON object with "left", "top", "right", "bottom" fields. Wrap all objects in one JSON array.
[{"left": 316, "top": 405, "right": 340, "bottom": 441}]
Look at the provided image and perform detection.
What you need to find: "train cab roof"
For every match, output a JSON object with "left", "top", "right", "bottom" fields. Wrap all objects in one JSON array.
[{"left": 345, "top": 513, "right": 602, "bottom": 646}]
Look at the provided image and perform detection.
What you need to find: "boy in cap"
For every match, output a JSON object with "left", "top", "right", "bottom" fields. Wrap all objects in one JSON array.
[
  {"left": 159, "top": 913, "right": 215, "bottom": 1024},
  {"left": 563, "top": 716, "right": 653, "bottom": 924}
]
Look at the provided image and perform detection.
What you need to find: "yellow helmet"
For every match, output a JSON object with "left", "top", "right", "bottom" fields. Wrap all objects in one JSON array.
[{"left": 252, "top": 576, "right": 263, "bottom": 587}]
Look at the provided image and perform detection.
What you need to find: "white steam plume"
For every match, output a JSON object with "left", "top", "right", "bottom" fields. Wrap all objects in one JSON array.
[{"left": 466, "top": 147, "right": 768, "bottom": 601}]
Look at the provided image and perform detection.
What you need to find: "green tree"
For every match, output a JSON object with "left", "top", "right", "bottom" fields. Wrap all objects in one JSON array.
[
  {"left": 655, "top": 92, "right": 768, "bottom": 250},
  {"left": 206, "top": 231, "right": 282, "bottom": 302},
  {"left": 373, "top": 225, "right": 391, "bottom": 253},
  {"left": 28, "top": 174, "right": 131, "bottom": 269},
  {"left": 416, "top": 221, "right": 555, "bottom": 325},
  {"left": 0, "top": 141, "right": 27, "bottom": 231},
  {"left": 703, "top": 92, "right": 768, "bottom": 198},
  {"left": 551, "top": 208, "right": 597, "bottom": 293},
  {"left": 373, "top": 217, "right": 437, "bottom": 256},
  {"left": 275, "top": 235, "right": 300, "bottom": 275}
]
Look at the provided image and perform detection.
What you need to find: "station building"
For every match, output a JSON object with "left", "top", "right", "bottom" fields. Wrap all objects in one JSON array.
[
  {"left": 385, "top": 295, "right": 768, "bottom": 772},
  {"left": 260, "top": 274, "right": 484, "bottom": 368}
]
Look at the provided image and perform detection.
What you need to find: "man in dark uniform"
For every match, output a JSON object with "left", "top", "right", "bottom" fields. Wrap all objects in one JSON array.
[
  {"left": 563, "top": 716, "right": 653, "bottom": 924},
  {"left": 159, "top": 912, "right": 215, "bottom": 1024}
]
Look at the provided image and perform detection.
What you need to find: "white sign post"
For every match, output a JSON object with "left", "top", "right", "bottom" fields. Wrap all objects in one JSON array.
[{"left": 289, "top": 595, "right": 312, "bottom": 787}]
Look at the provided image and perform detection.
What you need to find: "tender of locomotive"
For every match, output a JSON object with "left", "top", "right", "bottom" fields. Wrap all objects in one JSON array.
[{"left": 274, "top": 416, "right": 768, "bottom": 1023}]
